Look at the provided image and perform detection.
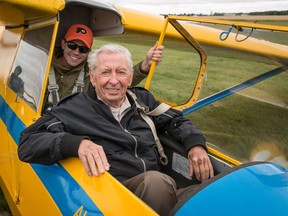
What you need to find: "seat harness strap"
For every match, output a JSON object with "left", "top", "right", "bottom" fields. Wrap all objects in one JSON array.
[
  {"left": 48, "top": 66, "right": 60, "bottom": 106},
  {"left": 48, "top": 66, "right": 85, "bottom": 106},
  {"left": 127, "top": 90, "right": 170, "bottom": 165},
  {"left": 72, "top": 69, "right": 85, "bottom": 93}
]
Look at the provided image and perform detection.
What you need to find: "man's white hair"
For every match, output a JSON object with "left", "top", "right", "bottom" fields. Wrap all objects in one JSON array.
[{"left": 87, "top": 44, "right": 134, "bottom": 73}]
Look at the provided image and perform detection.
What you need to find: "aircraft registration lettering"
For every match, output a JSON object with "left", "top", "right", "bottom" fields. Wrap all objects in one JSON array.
[{"left": 74, "top": 205, "right": 87, "bottom": 216}]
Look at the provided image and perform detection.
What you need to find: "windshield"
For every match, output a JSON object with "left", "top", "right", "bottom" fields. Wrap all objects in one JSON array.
[
  {"left": 8, "top": 24, "right": 54, "bottom": 111},
  {"left": 185, "top": 20, "right": 288, "bottom": 168}
]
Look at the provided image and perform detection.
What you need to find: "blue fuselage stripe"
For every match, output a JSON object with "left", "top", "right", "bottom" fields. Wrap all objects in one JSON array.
[
  {"left": 0, "top": 95, "right": 103, "bottom": 215},
  {"left": 183, "top": 67, "right": 286, "bottom": 115}
]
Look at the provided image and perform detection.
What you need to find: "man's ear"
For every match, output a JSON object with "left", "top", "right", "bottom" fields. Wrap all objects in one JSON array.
[
  {"left": 89, "top": 69, "right": 96, "bottom": 86},
  {"left": 128, "top": 69, "right": 134, "bottom": 86},
  {"left": 61, "top": 39, "right": 66, "bottom": 50}
]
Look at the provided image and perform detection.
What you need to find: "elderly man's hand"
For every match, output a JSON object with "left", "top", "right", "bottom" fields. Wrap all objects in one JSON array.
[
  {"left": 188, "top": 146, "right": 214, "bottom": 182},
  {"left": 78, "top": 139, "right": 110, "bottom": 176}
]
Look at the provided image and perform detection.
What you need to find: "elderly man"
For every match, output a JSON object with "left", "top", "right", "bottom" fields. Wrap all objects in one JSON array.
[{"left": 19, "top": 44, "right": 214, "bottom": 216}]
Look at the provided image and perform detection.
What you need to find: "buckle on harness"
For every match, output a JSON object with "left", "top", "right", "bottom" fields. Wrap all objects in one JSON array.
[
  {"left": 74, "top": 80, "right": 85, "bottom": 92},
  {"left": 160, "top": 155, "right": 169, "bottom": 166},
  {"left": 75, "top": 80, "right": 85, "bottom": 88},
  {"left": 48, "top": 84, "right": 59, "bottom": 92},
  {"left": 155, "top": 138, "right": 169, "bottom": 166}
]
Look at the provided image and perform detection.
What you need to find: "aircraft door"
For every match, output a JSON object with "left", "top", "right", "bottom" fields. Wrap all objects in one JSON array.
[{"left": 5, "top": 19, "right": 58, "bottom": 208}]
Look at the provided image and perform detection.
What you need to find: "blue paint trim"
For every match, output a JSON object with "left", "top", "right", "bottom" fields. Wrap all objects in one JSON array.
[
  {"left": 0, "top": 96, "right": 6, "bottom": 122},
  {"left": 0, "top": 95, "right": 103, "bottom": 215},
  {"left": 31, "top": 163, "right": 103, "bottom": 215},
  {"left": 183, "top": 67, "right": 286, "bottom": 115},
  {"left": 175, "top": 163, "right": 288, "bottom": 216}
]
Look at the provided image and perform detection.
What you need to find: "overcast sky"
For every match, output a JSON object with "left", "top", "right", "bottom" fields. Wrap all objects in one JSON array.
[{"left": 101, "top": 0, "right": 288, "bottom": 15}]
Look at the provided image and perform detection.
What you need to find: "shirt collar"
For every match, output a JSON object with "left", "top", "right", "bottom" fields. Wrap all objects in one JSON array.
[{"left": 97, "top": 95, "right": 131, "bottom": 122}]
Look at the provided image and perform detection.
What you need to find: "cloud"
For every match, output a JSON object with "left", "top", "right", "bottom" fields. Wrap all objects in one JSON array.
[{"left": 103, "top": 0, "right": 288, "bottom": 14}]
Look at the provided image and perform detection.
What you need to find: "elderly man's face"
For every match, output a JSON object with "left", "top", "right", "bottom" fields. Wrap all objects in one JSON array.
[{"left": 90, "top": 52, "right": 133, "bottom": 108}]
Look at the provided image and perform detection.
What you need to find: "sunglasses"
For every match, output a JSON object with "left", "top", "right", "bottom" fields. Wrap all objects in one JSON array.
[{"left": 66, "top": 41, "right": 90, "bottom": 53}]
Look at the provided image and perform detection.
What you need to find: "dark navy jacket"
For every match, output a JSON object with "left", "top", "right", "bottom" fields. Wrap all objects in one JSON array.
[{"left": 18, "top": 85, "right": 206, "bottom": 182}]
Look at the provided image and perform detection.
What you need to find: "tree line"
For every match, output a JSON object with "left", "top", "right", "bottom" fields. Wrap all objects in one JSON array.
[{"left": 163, "top": 10, "right": 288, "bottom": 17}]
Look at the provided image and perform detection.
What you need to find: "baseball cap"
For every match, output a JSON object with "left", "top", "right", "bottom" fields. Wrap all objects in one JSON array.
[{"left": 64, "top": 24, "right": 93, "bottom": 48}]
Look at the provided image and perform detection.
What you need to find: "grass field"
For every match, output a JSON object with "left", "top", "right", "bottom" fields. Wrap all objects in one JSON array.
[{"left": 1, "top": 17, "right": 287, "bottom": 213}]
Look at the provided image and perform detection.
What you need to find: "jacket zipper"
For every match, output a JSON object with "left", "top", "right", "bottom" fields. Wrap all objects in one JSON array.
[
  {"left": 120, "top": 124, "right": 147, "bottom": 172},
  {"left": 117, "top": 103, "right": 147, "bottom": 172}
]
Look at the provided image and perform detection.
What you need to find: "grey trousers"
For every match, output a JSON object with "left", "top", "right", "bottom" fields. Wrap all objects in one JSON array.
[{"left": 122, "top": 170, "right": 197, "bottom": 216}]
